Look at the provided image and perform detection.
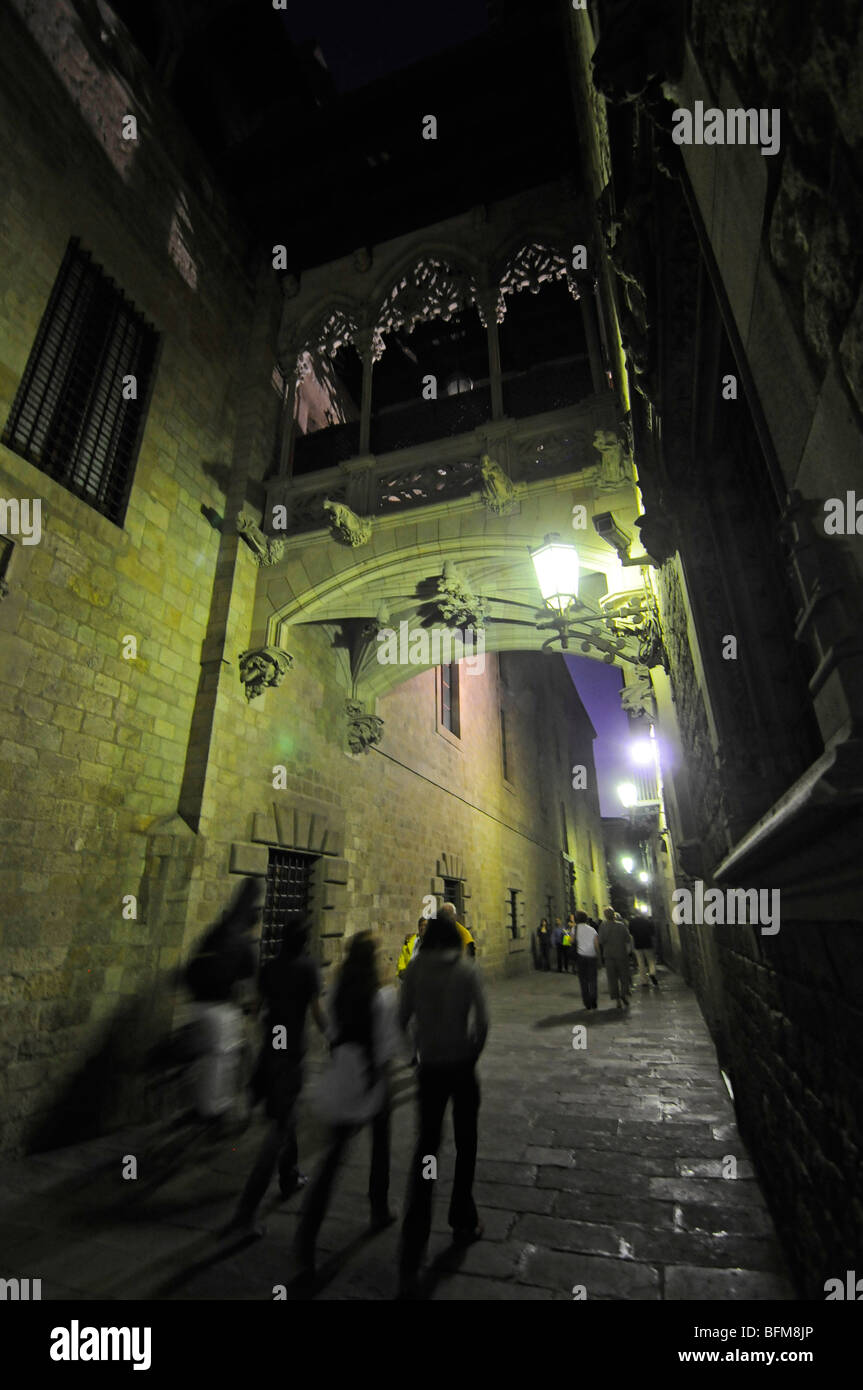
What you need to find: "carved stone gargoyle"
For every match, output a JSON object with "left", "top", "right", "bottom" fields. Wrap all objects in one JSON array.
[
  {"left": 346, "top": 699, "right": 384, "bottom": 754},
  {"left": 592, "top": 429, "right": 633, "bottom": 489},
  {"left": 323, "top": 498, "right": 372, "bottom": 547},
  {"left": 236, "top": 512, "right": 286, "bottom": 566},
  {"left": 479, "top": 454, "right": 524, "bottom": 516},
  {"left": 436, "top": 561, "right": 487, "bottom": 628},
  {"left": 238, "top": 646, "right": 294, "bottom": 701}
]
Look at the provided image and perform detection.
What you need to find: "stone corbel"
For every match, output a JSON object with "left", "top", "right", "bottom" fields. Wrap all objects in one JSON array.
[
  {"left": 323, "top": 498, "right": 372, "bottom": 547},
  {"left": 239, "top": 646, "right": 294, "bottom": 701},
  {"left": 346, "top": 699, "right": 384, "bottom": 754},
  {"left": 436, "top": 562, "right": 487, "bottom": 628},
  {"left": 236, "top": 512, "right": 286, "bottom": 566}
]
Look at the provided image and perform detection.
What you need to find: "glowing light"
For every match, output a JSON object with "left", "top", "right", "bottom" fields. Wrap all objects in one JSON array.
[
  {"left": 638, "top": 871, "right": 649, "bottom": 884},
  {"left": 617, "top": 782, "right": 637, "bottom": 808},
  {"left": 630, "top": 739, "right": 654, "bottom": 766},
  {"left": 621, "top": 856, "right": 634, "bottom": 873},
  {"left": 530, "top": 537, "right": 580, "bottom": 614}
]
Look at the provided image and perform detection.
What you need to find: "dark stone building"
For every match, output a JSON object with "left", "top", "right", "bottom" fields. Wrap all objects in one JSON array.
[{"left": 0, "top": 0, "right": 861, "bottom": 1303}]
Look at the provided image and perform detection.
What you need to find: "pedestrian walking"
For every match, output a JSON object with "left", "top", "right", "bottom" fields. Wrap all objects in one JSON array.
[
  {"left": 398, "top": 918, "right": 424, "bottom": 978},
  {"left": 630, "top": 913, "right": 659, "bottom": 988},
  {"left": 223, "top": 922, "right": 326, "bottom": 1235},
  {"left": 184, "top": 876, "right": 263, "bottom": 1122},
  {"left": 574, "top": 910, "right": 600, "bottom": 1010},
  {"left": 295, "top": 932, "right": 398, "bottom": 1279},
  {"left": 552, "top": 918, "right": 565, "bottom": 971},
  {"left": 599, "top": 908, "right": 634, "bottom": 1010},
  {"left": 565, "top": 913, "right": 578, "bottom": 972},
  {"left": 440, "top": 901, "right": 477, "bottom": 957},
  {"left": 537, "top": 917, "right": 551, "bottom": 971},
  {"left": 398, "top": 911, "right": 489, "bottom": 1298}
]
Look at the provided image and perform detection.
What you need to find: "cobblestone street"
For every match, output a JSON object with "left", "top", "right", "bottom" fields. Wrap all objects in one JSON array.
[{"left": 0, "top": 964, "right": 796, "bottom": 1301}]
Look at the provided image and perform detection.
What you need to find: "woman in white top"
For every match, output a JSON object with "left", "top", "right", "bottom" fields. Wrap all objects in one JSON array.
[
  {"left": 297, "top": 931, "right": 398, "bottom": 1278},
  {"left": 574, "top": 911, "right": 600, "bottom": 1011}
]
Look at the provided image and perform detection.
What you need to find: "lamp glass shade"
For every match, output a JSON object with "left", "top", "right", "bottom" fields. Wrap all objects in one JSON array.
[
  {"left": 617, "top": 783, "right": 638, "bottom": 808},
  {"left": 531, "top": 542, "right": 579, "bottom": 613}
]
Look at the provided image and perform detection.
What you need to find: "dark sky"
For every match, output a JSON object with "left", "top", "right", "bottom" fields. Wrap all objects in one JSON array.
[
  {"left": 278, "top": 0, "right": 490, "bottom": 91},
  {"left": 565, "top": 655, "right": 632, "bottom": 818}
]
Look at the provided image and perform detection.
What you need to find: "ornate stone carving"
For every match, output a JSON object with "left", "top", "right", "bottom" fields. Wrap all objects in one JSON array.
[
  {"left": 479, "top": 454, "right": 525, "bottom": 515},
  {"left": 635, "top": 507, "right": 677, "bottom": 564},
  {"left": 592, "top": 428, "right": 633, "bottom": 487},
  {"left": 436, "top": 562, "right": 487, "bottom": 628},
  {"left": 496, "top": 242, "right": 575, "bottom": 324},
  {"left": 620, "top": 671, "right": 656, "bottom": 719},
  {"left": 323, "top": 499, "right": 372, "bottom": 546},
  {"left": 377, "top": 459, "right": 478, "bottom": 511},
  {"left": 373, "top": 257, "right": 478, "bottom": 360},
  {"left": 236, "top": 512, "right": 286, "bottom": 566},
  {"left": 346, "top": 699, "right": 384, "bottom": 754},
  {"left": 238, "top": 647, "right": 294, "bottom": 701}
]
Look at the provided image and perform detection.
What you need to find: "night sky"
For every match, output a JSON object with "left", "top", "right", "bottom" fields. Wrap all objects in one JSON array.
[
  {"left": 278, "top": 0, "right": 490, "bottom": 91},
  {"left": 565, "top": 654, "right": 632, "bottom": 818}
]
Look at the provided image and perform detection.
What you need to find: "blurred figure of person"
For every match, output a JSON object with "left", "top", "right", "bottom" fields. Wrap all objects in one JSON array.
[
  {"left": 410, "top": 915, "right": 429, "bottom": 962},
  {"left": 184, "top": 877, "right": 263, "bottom": 1122},
  {"left": 599, "top": 908, "right": 634, "bottom": 1011},
  {"left": 398, "top": 912, "right": 489, "bottom": 1298},
  {"left": 398, "top": 919, "right": 424, "bottom": 978},
  {"left": 295, "top": 932, "right": 398, "bottom": 1278},
  {"left": 630, "top": 913, "right": 659, "bottom": 988},
  {"left": 224, "top": 921, "right": 326, "bottom": 1235},
  {"left": 552, "top": 917, "right": 565, "bottom": 972},
  {"left": 536, "top": 917, "right": 551, "bottom": 971},
  {"left": 574, "top": 910, "right": 600, "bottom": 1010},
  {"left": 439, "top": 901, "right": 476, "bottom": 958},
  {"left": 565, "top": 913, "right": 578, "bottom": 972}
]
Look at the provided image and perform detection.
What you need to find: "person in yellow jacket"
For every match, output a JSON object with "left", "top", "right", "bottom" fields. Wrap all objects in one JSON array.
[{"left": 398, "top": 917, "right": 426, "bottom": 977}]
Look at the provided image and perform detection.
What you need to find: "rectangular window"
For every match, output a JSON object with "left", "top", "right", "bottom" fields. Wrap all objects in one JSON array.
[
  {"left": 441, "top": 661, "right": 461, "bottom": 737},
  {"left": 508, "top": 889, "right": 519, "bottom": 940},
  {"left": 2, "top": 238, "right": 158, "bottom": 526},
  {"left": 442, "top": 877, "right": 464, "bottom": 919},
  {"left": 261, "top": 848, "right": 317, "bottom": 965}
]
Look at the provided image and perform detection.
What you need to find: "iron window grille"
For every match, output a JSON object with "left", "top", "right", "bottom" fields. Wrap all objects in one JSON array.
[
  {"left": 261, "top": 849, "right": 317, "bottom": 965},
  {"left": 2, "top": 238, "right": 158, "bottom": 526},
  {"left": 508, "top": 889, "right": 519, "bottom": 939}
]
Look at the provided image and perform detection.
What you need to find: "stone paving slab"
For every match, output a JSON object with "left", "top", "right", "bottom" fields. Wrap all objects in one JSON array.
[{"left": 0, "top": 965, "right": 798, "bottom": 1300}]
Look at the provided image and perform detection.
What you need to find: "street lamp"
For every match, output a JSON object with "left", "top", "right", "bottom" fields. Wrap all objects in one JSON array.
[
  {"left": 630, "top": 738, "right": 654, "bottom": 766},
  {"left": 617, "top": 782, "right": 638, "bottom": 808},
  {"left": 621, "top": 856, "right": 634, "bottom": 873},
  {"left": 529, "top": 534, "right": 580, "bottom": 614},
  {"left": 638, "top": 871, "right": 649, "bottom": 884}
]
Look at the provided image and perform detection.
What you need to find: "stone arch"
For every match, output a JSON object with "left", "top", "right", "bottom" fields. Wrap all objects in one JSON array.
[{"left": 493, "top": 239, "right": 581, "bottom": 323}]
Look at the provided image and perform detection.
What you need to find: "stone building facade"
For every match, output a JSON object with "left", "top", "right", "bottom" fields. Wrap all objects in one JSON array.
[
  {"left": 0, "top": 1, "right": 609, "bottom": 1155},
  {"left": 570, "top": 1, "right": 863, "bottom": 1295}
]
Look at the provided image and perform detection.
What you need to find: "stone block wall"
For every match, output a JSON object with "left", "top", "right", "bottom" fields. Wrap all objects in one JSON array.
[{"left": 0, "top": 3, "right": 261, "bottom": 1152}]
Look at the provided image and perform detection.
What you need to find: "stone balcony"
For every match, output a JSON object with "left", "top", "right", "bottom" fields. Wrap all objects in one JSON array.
[{"left": 265, "top": 392, "right": 622, "bottom": 536}]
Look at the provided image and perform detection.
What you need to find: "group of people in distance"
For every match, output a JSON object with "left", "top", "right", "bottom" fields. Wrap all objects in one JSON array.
[
  {"left": 182, "top": 883, "right": 487, "bottom": 1299},
  {"left": 534, "top": 907, "right": 659, "bottom": 1011}
]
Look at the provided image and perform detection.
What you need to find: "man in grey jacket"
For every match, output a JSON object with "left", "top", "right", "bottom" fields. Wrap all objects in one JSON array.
[
  {"left": 397, "top": 910, "right": 489, "bottom": 1296},
  {"left": 599, "top": 908, "right": 634, "bottom": 1011}
]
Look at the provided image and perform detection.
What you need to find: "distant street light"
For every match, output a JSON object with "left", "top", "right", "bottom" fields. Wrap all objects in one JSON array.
[
  {"left": 638, "top": 871, "right": 649, "bottom": 883},
  {"left": 621, "top": 856, "right": 634, "bottom": 873},
  {"left": 617, "top": 782, "right": 638, "bottom": 808}
]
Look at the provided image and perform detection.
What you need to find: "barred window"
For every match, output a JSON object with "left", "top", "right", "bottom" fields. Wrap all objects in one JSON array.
[
  {"left": 441, "top": 662, "right": 461, "bottom": 737},
  {"left": 261, "top": 848, "right": 317, "bottom": 966},
  {"left": 2, "top": 238, "right": 158, "bottom": 526}
]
